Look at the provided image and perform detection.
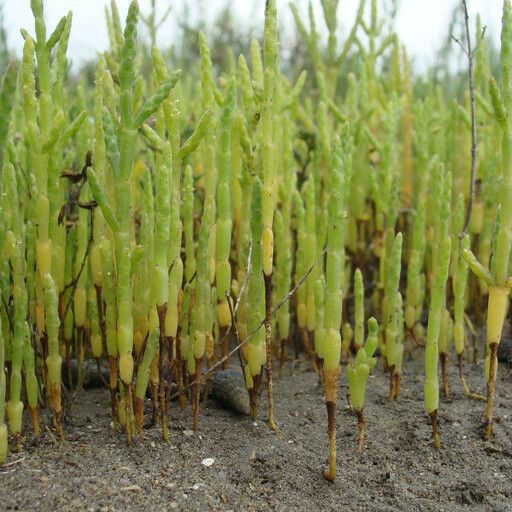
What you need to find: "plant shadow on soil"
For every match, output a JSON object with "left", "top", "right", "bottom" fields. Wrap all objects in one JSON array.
[{"left": 0, "top": 352, "right": 511, "bottom": 512}]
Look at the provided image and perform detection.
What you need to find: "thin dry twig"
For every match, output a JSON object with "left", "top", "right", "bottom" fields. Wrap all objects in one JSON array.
[
  {"left": 62, "top": 209, "right": 94, "bottom": 322},
  {"left": 451, "top": 0, "right": 486, "bottom": 236},
  {"left": 167, "top": 245, "right": 327, "bottom": 400}
]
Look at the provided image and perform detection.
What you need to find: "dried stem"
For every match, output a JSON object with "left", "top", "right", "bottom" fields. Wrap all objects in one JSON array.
[{"left": 452, "top": 0, "right": 486, "bottom": 235}]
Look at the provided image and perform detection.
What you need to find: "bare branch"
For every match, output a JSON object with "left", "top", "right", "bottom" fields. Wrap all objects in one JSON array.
[
  {"left": 454, "top": 0, "right": 484, "bottom": 236},
  {"left": 450, "top": 35, "right": 468, "bottom": 57},
  {"left": 474, "top": 25, "right": 487, "bottom": 53},
  {"left": 167, "top": 246, "right": 327, "bottom": 401},
  {"left": 62, "top": 210, "right": 94, "bottom": 322}
]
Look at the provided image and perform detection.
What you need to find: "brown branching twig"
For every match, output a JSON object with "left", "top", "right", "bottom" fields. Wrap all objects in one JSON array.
[
  {"left": 271, "top": 245, "right": 326, "bottom": 314},
  {"left": 62, "top": 210, "right": 94, "bottom": 322},
  {"left": 167, "top": 245, "right": 327, "bottom": 401},
  {"left": 452, "top": 0, "right": 486, "bottom": 236}
]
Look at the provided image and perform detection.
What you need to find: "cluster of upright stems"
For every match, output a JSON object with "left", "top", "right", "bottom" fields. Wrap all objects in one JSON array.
[{"left": 0, "top": 0, "right": 510, "bottom": 483}]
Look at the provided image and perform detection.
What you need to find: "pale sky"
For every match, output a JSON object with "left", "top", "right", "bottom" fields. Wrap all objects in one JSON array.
[{"left": 2, "top": 0, "right": 502, "bottom": 72}]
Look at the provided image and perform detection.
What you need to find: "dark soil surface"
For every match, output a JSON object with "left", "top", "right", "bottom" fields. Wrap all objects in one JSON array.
[{"left": 1, "top": 354, "right": 511, "bottom": 512}]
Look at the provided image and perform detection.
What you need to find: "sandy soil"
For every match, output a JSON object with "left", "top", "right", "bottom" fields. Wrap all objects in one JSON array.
[{"left": 0, "top": 354, "right": 511, "bottom": 512}]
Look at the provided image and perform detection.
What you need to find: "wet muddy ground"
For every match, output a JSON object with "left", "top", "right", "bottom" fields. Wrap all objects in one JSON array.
[{"left": 1, "top": 354, "right": 511, "bottom": 511}]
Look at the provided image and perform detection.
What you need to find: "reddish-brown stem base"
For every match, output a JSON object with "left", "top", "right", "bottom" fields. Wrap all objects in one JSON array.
[
  {"left": 356, "top": 410, "right": 365, "bottom": 452},
  {"left": 483, "top": 342, "right": 498, "bottom": 439},
  {"left": 49, "top": 383, "right": 63, "bottom": 441},
  {"left": 249, "top": 373, "right": 262, "bottom": 419},
  {"left": 192, "top": 357, "right": 203, "bottom": 431},
  {"left": 157, "top": 304, "right": 169, "bottom": 442},
  {"left": 323, "top": 401, "right": 336, "bottom": 481},
  {"left": 135, "top": 397, "right": 144, "bottom": 436},
  {"left": 108, "top": 356, "right": 118, "bottom": 428},
  {"left": 175, "top": 330, "right": 186, "bottom": 410},
  {"left": 150, "top": 381, "right": 158, "bottom": 426},
  {"left": 124, "top": 383, "right": 133, "bottom": 446},
  {"left": 53, "top": 412, "right": 63, "bottom": 442},
  {"left": 12, "top": 432, "right": 21, "bottom": 452},
  {"left": 28, "top": 406, "right": 41, "bottom": 437},
  {"left": 388, "top": 365, "right": 395, "bottom": 400},
  {"left": 429, "top": 410, "right": 440, "bottom": 449},
  {"left": 393, "top": 372, "right": 400, "bottom": 400}
]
